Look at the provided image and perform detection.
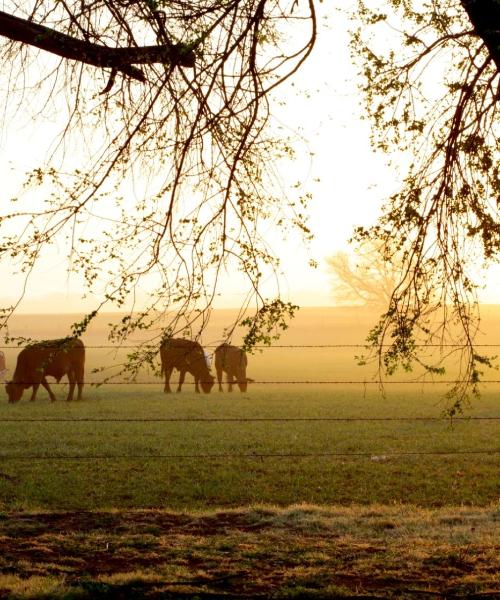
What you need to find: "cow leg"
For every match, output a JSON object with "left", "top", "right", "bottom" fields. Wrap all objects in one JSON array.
[
  {"left": 66, "top": 372, "right": 76, "bottom": 402},
  {"left": 194, "top": 376, "right": 201, "bottom": 394},
  {"left": 40, "top": 378, "right": 56, "bottom": 402},
  {"left": 228, "top": 372, "right": 235, "bottom": 393},
  {"left": 66, "top": 382, "right": 76, "bottom": 401},
  {"left": 177, "top": 370, "right": 186, "bottom": 393},
  {"left": 29, "top": 383, "right": 40, "bottom": 402},
  {"left": 237, "top": 369, "right": 246, "bottom": 392},
  {"left": 75, "top": 363, "right": 84, "bottom": 400},
  {"left": 163, "top": 367, "right": 173, "bottom": 393},
  {"left": 216, "top": 367, "right": 223, "bottom": 392}
]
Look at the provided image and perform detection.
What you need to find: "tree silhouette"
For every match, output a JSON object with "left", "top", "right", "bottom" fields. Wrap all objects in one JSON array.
[
  {"left": 0, "top": 1, "right": 498, "bottom": 399},
  {"left": 327, "top": 242, "right": 400, "bottom": 309},
  {"left": 0, "top": 1, "right": 314, "bottom": 366},
  {"left": 351, "top": 0, "right": 499, "bottom": 412}
]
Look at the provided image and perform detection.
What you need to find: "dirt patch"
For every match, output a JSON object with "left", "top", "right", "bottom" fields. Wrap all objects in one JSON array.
[{"left": 0, "top": 505, "right": 499, "bottom": 599}]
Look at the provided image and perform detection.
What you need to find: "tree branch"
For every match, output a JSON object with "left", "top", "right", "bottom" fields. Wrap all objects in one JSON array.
[{"left": 0, "top": 9, "right": 196, "bottom": 83}]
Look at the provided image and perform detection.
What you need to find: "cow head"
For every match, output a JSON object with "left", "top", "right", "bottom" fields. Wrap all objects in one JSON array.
[
  {"left": 5, "top": 381, "right": 24, "bottom": 403},
  {"left": 238, "top": 377, "right": 254, "bottom": 393},
  {"left": 200, "top": 374, "right": 215, "bottom": 394}
]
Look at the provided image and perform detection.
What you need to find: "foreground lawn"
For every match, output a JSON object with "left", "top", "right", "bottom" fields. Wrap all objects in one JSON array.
[
  {"left": 0, "top": 382, "right": 498, "bottom": 598},
  {"left": 0, "top": 388, "right": 498, "bottom": 510},
  {"left": 0, "top": 504, "right": 498, "bottom": 599}
]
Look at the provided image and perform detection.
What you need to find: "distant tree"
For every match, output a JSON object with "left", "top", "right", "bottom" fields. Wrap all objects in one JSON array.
[
  {"left": 351, "top": 0, "right": 500, "bottom": 412},
  {"left": 327, "top": 241, "right": 400, "bottom": 308}
]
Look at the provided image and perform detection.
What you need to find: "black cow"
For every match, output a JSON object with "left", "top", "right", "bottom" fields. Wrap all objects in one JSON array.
[
  {"left": 5, "top": 338, "right": 85, "bottom": 403},
  {"left": 160, "top": 338, "right": 214, "bottom": 394}
]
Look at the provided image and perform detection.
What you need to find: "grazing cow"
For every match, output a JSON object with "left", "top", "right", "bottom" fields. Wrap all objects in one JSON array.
[
  {"left": 160, "top": 338, "right": 214, "bottom": 394},
  {"left": 0, "top": 351, "right": 7, "bottom": 383},
  {"left": 5, "top": 338, "right": 85, "bottom": 403},
  {"left": 214, "top": 343, "right": 254, "bottom": 392}
]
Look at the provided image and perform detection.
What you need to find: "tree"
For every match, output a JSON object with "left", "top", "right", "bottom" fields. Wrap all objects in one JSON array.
[
  {"left": 0, "top": 1, "right": 313, "bottom": 370},
  {"left": 327, "top": 241, "right": 401, "bottom": 308},
  {"left": 350, "top": 0, "right": 500, "bottom": 412},
  {"left": 0, "top": 1, "right": 498, "bottom": 398}
]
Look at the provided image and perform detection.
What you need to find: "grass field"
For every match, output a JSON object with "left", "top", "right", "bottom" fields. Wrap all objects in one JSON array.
[
  {"left": 0, "top": 387, "right": 498, "bottom": 511},
  {"left": 0, "top": 308, "right": 499, "bottom": 598}
]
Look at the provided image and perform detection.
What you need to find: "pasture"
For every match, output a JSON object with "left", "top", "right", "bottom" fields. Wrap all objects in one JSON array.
[
  {"left": 0, "top": 308, "right": 499, "bottom": 598},
  {"left": 0, "top": 387, "right": 499, "bottom": 510}
]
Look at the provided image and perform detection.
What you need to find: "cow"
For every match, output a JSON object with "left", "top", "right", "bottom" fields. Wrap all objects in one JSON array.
[
  {"left": 160, "top": 338, "right": 214, "bottom": 394},
  {"left": 214, "top": 343, "right": 254, "bottom": 392},
  {"left": 5, "top": 338, "right": 85, "bottom": 403}
]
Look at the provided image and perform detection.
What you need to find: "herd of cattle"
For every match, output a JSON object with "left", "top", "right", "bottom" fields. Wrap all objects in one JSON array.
[{"left": 2, "top": 338, "right": 253, "bottom": 403}]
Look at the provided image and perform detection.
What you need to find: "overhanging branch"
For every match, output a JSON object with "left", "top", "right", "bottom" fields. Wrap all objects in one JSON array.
[{"left": 0, "top": 9, "right": 196, "bottom": 83}]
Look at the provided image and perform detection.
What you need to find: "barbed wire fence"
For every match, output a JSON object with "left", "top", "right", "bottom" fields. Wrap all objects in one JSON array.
[
  {"left": 2, "top": 342, "right": 500, "bottom": 383},
  {"left": 1, "top": 450, "right": 499, "bottom": 460},
  {"left": 0, "top": 343, "right": 499, "bottom": 462}
]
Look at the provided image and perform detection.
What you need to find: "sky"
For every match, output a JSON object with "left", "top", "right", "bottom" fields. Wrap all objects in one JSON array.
[{"left": 0, "top": 3, "right": 498, "bottom": 313}]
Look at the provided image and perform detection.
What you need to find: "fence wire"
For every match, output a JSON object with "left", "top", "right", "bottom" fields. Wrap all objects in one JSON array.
[
  {"left": 4, "top": 380, "right": 500, "bottom": 385},
  {"left": 1, "top": 449, "right": 499, "bottom": 461},
  {"left": 0, "top": 416, "right": 498, "bottom": 422},
  {"left": 1, "top": 343, "right": 499, "bottom": 462},
  {"left": 2, "top": 343, "right": 500, "bottom": 349},
  {"left": 3, "top": 342, "right": 500, "bottom": 386}
]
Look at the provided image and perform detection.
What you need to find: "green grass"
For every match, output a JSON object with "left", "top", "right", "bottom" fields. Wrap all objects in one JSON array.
[
  {"left": 0, "top": 387, "right": 498, "bottom": 510},
  {"left": 1, "top": 310, "right": 499, "bottom": 597}
]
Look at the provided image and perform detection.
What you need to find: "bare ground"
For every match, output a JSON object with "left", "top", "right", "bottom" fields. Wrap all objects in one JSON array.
[{"left": 0, "top": 504, "right": 499, "bottom": 599}]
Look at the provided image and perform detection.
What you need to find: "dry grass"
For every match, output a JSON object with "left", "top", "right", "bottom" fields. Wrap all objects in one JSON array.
[{"left": 0, "top": 503, "right": 499, "bottom": 598}]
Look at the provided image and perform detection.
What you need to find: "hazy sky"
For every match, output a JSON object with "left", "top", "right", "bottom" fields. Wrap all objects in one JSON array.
[{"left": 0, "top": 3, "right": 498, "bottom": 312}]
